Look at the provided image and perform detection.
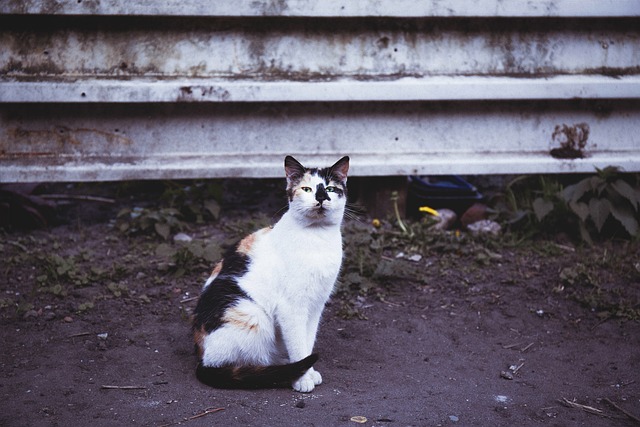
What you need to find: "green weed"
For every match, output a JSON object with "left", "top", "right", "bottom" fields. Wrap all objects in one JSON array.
[
  {"left": 492, "top": 168, "right": 639, "bottom": 243},
  {"left": 116, "top": 181, "right": 222, "bottom": 239},
  {"left": 155, "top": 239, "right": 222, "bottom": 277}
]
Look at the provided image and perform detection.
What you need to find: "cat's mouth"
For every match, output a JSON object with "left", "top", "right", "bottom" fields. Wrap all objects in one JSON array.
[{"left": 313, "top": 203, "right": 328, "bottom": 215}]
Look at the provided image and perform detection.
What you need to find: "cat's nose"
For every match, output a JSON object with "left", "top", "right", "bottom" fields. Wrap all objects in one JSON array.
[{"left": 316, "top": 184, "right": 331, "bottom": 204}]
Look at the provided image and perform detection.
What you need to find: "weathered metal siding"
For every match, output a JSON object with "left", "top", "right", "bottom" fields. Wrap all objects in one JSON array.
[{"left": 1, "top": 1, "right": 639, "bottom": 182}]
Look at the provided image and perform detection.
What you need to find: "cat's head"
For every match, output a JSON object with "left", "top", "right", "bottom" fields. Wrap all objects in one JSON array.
[{"left": 284, "top": 155, "right": 350, "bottom": 226}]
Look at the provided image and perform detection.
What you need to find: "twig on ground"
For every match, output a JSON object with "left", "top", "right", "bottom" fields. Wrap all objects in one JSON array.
[
  {"left": 552, "top": 243, "right": 575, "bottom": 252},
  {"left": 158, "top": 407, "right": 225, "bottom": 427},
  {"left": 383, "top": 300, "right": 402, "bottom": 307},
  {"left": 560, "top": 397, "right": 608, "bottom": 417},
  {"left": 101, "top": 385, "right": 147, "bottom": 390},
  {"left": 591, "top": 315, "right": 613, "bottom": 331},
  {"left": 511, "top": 361, "right": 525, "bottom": 375},
  {"left": 604, "top": 398, "right": 640, "bottom": 424},
  {"left": 68, "top": 332, "right": 92, "bottom": 338},
  {"left": 40, "top": 194, "right": 116, "bottom": 204},
  {"left": 520, "top": 342, "right": 534, "bottom": 352},
  {"left": 180, "top": 296, "right": 198, "bottom": 304},
  {"left": 502, "top": 342, "right": 523, "bottom": 350}
]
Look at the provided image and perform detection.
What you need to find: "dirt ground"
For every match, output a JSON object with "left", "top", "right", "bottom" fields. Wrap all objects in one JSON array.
[{"left": 1, "top": 180, "right": 639, "bottom": 427}]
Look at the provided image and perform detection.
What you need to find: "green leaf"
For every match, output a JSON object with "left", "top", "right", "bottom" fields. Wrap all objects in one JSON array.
[
  {"left": 591, "top": 176, "right": 608, "bottom": 196},
  {"left": 611, "top": 180, "right": 640, "bottom": 211},
  {"left": 155, "top": 243, "right": 177, "bottom": 259},
  {"left": 562, "top": 178, "right": 592, "bottom": 203},
  {"left": 186, "top": 242, "right": 204, "bottom": 259},
  {"left": 342, "top": 272, "right": 363, "bottom": 287},
  {"left": 154, "top": 222, "right": 171, "bottom": 240},
  {"left": 569, "top": 201, "right": 590, "bottom": 222},
  {"left": 532, "top": 197, "right": 555, "bottom": 221},
  {"left": 588, "top": 198, "right": 612, "bottom": 232},
  {"left": 609, "top": 202, "right": 639, "bottom": 237},
  {"left": 596, "top": 165, "right": 621, "bottom": 181},
  {"left": 203, "top": 243, "right": 222, "bottom": 262},
  {"left": 204, "top": 199, "right": 221, "bottom": 219},
  {"left": 578, "top": 221, "right": 594, "bottom": 245}
]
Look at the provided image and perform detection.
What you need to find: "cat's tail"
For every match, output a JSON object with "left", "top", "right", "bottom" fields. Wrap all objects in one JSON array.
[{"left": 196, "top": 354, "right": 319, "bottom": 389}]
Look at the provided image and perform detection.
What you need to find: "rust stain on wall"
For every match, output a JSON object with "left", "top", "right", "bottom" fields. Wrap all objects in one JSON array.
[
  {"left": 178, "top": 86, "right": 231, "bottom": 101},
  {"left": 549, "top": 123, "right": 590, "bottom": 159},
  {"left": 2, "top": 126, "right": 133, "bottom": 157}
]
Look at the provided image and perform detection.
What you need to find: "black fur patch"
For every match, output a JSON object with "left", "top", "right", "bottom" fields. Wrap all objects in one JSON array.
[
  {"left": 318, "top": 169, "right": 347, "bottom": 197},
  {"left": 315, "top": 183, "right": 330, "bottom": 203},
  {"left": 192, "top": 245, "right": 251, "bottom": 333}
]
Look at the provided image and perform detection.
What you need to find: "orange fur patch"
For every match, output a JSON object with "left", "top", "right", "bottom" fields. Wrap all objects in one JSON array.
[
  {"left": 237, "top": 233, "right": 256, "bottom": 255},
  {"left": 193, "top": 325, "right": 207, "bottom": 359},
  {"left": 223, "top": 306, "right": 259, "bottom": 333},
  {"left": 237, "top": 227, "right": 271, "bottom": 255},
  {"left": 209, "top": 261, "right": 223, "bottom": 281}
]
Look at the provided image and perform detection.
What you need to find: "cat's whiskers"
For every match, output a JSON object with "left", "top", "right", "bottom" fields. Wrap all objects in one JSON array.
[
  {"left": 270, "top": 204, "right": 289, "bottom": 223},
  {"left": 343, "top": 203, "right": 366, "bottom": 222}
]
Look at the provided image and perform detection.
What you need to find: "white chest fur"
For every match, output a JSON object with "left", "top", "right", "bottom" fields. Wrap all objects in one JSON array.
[{"left": 239, "top": 211, "right": 343, "bottom": 311}]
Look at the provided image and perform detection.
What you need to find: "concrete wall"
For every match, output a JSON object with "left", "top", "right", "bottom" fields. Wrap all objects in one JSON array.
[{"left": 1, "top": 1, "right": 639, "bottom": 182}]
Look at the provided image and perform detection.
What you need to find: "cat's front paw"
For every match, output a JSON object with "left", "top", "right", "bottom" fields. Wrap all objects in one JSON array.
[
  {"left": 308, "top": 367, "right": 322, "bottom": 385},
  {"left": 292, "top": 372, "right": 316, "bottom": 393}
]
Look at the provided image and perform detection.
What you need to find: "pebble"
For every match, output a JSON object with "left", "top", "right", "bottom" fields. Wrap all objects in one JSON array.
[
  {"left": 23, "top": 310, "right": 38, "bottom": 319},
  {"left": 173, "top": 233, "right": 193, "bottom": 243},
  {"left": 467, "top": 219, "right": 502, "bottom": 236},
  {"left": 500, "top": 370, "right": 514, "bottom": 380}
]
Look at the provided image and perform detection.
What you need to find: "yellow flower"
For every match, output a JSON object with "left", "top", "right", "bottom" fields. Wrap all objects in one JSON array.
[
  {"left": 419, "top": 206, "right": 439, "bottom": 217},
  {"left": 372, "top": 218, "right": 381, "bottom": 228}
]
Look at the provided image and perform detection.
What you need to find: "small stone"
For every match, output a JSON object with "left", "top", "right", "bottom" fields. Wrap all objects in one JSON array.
[
  {"left": 173, "top": 233, "right": 192, "bottom": 243},
  {"left": 295, "top": 400, "right": 306, "bottom": 408},
  {"left": 500, "top": 370, "right": 514, "bottom": 380},
  {"left": 449, "top": 415, "right": 459, "bottom": 422},
  {"left": 467, "top": 220, "right": 501, "bottom": 236},
  {"left": 23, "top": 310, "right": 38, "bottom": 319},
  {"left": 63, "top": 316, "right": 73, "bottom": 323}
]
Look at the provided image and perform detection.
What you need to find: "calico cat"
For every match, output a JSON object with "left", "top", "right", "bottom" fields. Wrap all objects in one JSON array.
[{"left": 192, "top": 155, "right": 349, "bottom": 392}]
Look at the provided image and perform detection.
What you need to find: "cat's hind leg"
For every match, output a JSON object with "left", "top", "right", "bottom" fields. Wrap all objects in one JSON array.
[{"left": 201, "top": 299, "right": 277, "bottom": 368}]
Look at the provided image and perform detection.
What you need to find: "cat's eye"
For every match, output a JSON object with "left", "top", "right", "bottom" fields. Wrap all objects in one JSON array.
[
  {"left": 326, "top": 186, "right": 336, "bottom": 193},
  {"left": 301, "top": 187, "right": 312, "bottom": 193}
]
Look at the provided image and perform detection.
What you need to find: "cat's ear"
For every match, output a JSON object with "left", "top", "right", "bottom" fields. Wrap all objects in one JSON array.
[
  {"left": 284, "top": 156, "right": 306, "bottom": 182},
  {"left": 329, "top": 156, "right": 350, "bottom": 182}
]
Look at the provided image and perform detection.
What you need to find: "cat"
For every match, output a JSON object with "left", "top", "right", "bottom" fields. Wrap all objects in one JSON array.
[{"left": 192, "top": 155, "right": 350, "bottom": 392}]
